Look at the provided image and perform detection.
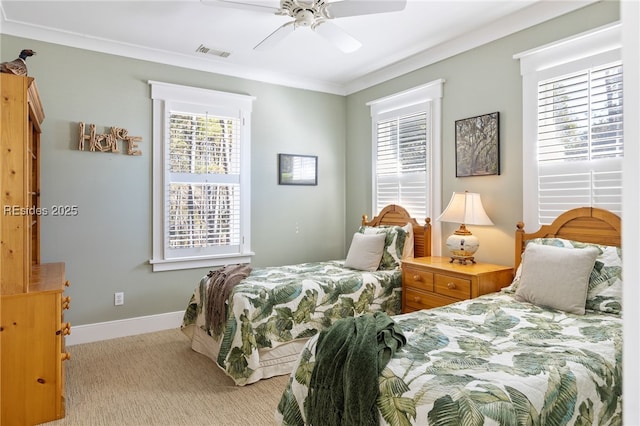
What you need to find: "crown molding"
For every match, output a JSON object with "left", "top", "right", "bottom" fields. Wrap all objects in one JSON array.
[
  {"left": 1, "top": 0, "right": 598, "bottom": 96},
  {"left": 0, "top": 9, "right": 347, "bottom": 95},
  {"left": 343, "top": 0, "right": 599, "bottom": 94}
]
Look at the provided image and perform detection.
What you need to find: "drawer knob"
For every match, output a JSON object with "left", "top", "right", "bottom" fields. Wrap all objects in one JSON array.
[
  {"left": 412, "top": 275, "right": 422, "bottom": 281},
  {"left": 412, "top": 296, "right": 421, "bottom": 303},
  {"left": 62, "top": 322, "right": 71, "bottom": 335},
  {"left": 64, "top": 280, "right": 70, "bottom": 287},
  {"left": 447, "top": 282, "right": 456, "bottom": 289},
  {"left": 61, "top": 352, "right": 71, "bottom": 361},
  {"left": 62, "top": 296, "right": 71, "bottom": 310}
]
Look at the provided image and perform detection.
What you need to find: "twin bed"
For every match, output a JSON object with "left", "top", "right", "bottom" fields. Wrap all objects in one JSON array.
[
  {"left": 181, "top": 205, "right": 623, "bottom": 425},
  {"left": 181, "top": 204, "right": 431, "bottom": 386},
  {"left": 275, "top": 207, "right": 623, "bottom": 425}
]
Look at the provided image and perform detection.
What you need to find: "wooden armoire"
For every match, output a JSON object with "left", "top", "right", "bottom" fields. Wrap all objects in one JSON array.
[{"left": 1, "top": 73, "right": 70, "bottom": 425}]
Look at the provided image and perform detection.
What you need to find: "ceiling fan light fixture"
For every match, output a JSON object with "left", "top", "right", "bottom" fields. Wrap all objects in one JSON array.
[
  {"left": 251, "top": 0, "right": 405, "bottom": 52},
  {"left": 296, "top": 9, "right": 316, "bottom": 26}
]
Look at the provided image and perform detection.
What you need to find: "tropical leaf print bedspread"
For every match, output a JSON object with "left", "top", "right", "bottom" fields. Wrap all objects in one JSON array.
[
  {"left": 276, "top": 293, "right": 622, "bottom": 425},
  {"left": 181, "top": 260, "right": 402, "bottom": 385}
]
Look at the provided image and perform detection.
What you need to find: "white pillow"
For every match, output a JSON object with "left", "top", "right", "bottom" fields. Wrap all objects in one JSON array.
[
  {"left": 359, "top": 225, "right": 406, "bottom": 269},
  {"left": 344, "top": 233, "right": 386, "bottom": 271},
  {"left": 514, "top": 244, "right": 599, "bottom": 315}
]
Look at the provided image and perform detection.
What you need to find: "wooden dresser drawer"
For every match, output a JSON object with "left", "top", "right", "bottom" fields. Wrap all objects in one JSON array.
[
  {"left": 404, "top": 287, "right": 458, "bottom": 312},
  {"left": 434, "top": 274, "right": 471, "bottom": 300},
  {"left": 402, "top": 266, "right": 434, "bottom": 292},
  {"left": 401, "top": 257, "right": 514, "bottom": 314}
]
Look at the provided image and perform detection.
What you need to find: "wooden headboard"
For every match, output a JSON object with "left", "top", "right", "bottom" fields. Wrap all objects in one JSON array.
[
  {"left": 515, "top": 207, "right": 621, "bottom": 270},
  {"left": 362, "top": 204, "right": 432, "bottom": 258}
]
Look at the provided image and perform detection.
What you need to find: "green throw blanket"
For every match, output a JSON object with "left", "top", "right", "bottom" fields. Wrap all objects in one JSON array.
[{"left": 305, "top": 312, "right": 406, "bottom": 426}]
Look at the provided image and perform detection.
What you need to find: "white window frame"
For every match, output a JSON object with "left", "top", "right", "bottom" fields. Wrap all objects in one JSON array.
[
  {"left": 367, "top": 79, "right": 444, "bottom": 254},
  {"left": 515, "top": 23, "right": 622, "bottom": 228},
  {"left": 149, "top": 81, "right": 255, "bottom": 271}
]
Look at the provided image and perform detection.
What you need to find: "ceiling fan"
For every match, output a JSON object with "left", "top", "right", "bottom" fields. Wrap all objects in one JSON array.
[{"left": 206, "top": 0, "right": 407, "bottom": 53}]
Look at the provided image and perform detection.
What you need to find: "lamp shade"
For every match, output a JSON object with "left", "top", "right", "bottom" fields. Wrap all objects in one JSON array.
[
  {"left": 437, "top": 192, "right": 493, "bottom": 264},
  {"left": 436, "top": 192, "right": 493, "bottom": 226}
]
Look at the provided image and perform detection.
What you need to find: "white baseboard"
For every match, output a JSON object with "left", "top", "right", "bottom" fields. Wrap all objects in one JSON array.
[{"left": 66, "top": 311, "right": 184, "bottom": 346}]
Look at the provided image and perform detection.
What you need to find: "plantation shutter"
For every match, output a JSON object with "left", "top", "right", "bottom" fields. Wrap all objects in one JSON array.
[
  {"left": 375, "top": 110, "right": 429, "bottom": 220},
  {"left": 536, "top": 61, "right": 623, "bottom": 224},
  {"left": 165, "top": 103, "right": 242, "bottom": 258}
]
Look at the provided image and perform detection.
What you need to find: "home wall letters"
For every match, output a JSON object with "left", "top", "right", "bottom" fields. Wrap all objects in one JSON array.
[{"left": 78, "top": 122, "right": 142, "bottom": 155}]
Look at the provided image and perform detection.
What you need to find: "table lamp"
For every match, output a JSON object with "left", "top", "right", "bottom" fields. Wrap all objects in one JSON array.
[{"left": 437, "top": 191, "right": 493, "bottom": 264}]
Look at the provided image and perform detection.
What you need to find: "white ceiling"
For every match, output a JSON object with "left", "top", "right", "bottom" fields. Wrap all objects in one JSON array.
[{"left": 0, "top": 0, "right": 597, "bottom": 95}]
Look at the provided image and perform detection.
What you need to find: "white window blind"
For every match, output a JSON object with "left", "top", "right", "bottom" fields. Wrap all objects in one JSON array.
[
  {"left": 536, "top": 62, "right": 623, "bottom": 223},
  {"left": 166, "top": 110, "right": 241, "bottom": 257},
  {"left": 375, "top": 111, "right": 429, "bottom": 220},
  {"left": 516, "top": 23, "right": 622, "bottom": 228}
]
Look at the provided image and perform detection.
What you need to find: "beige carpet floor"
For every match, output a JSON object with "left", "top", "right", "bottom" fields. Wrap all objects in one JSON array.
[{"left": 44, "top": 329, "right": 289, "bottom": 426}]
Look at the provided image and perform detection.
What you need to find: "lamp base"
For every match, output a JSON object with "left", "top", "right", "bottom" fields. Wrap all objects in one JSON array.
[
  {"left": 445, "top": 230, "right": 480, "bottom": 265},
  {"left": 449, "top": 255, "right": 476, "bottom": 265}
]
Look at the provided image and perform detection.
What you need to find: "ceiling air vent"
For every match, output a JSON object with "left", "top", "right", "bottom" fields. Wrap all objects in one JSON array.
[{"left": 196, "top": 44, "right": 231, "bottom": 58}]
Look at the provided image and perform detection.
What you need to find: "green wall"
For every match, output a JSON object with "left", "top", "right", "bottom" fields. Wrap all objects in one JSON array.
[
  {"left": 0, "top": 0, "right": 619, "bottom": 327},
  {"left": 345, "top": 0, "right": 619, "bottom": 266},
  {"left": 0, "top": 37, "right": 347, "bottom": 326}
]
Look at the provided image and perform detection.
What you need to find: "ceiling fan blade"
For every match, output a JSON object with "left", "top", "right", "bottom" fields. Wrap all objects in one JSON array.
[
  {"left": 314, "top": 21, "right": 362, "bottom": 53},
  {"left": 326, "top": 0, "right": 407, "bottom": 19},
  {"left": 201, "top": 0, "right": 280, "bottom": 14},
  {"left": 254, "top": 22, "right": 295, "bottom": 51}
]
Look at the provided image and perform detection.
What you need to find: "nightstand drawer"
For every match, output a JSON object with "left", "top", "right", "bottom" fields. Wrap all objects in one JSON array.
[
  {"left": 404, "top": 287, "right": 458, "bottom": 311},
  {"left": 402, "top": 266, "right": 434, "bottom": 292},
  {"left": 434, "top": 274, "right": 471, "bottom": 300},
  {"left": 401, "top": 257, "right": 513, "bottom": 314}
]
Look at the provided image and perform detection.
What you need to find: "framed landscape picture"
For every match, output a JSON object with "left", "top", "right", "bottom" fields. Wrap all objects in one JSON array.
[
  {"left": 455, "top": 112, "right": 500, "bottom": 177},
  {"left": 278, "top": 154, "right": 318, "bottom": 185}
]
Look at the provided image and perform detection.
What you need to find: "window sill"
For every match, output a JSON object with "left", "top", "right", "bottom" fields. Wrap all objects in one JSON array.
[{"left": 149, "top": 253, "right": 254, "bottom": 272}]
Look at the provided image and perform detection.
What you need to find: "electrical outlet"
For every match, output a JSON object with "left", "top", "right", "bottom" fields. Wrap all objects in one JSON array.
[{"left": 114, "top": 292, "right": 124, "bottom": 306}]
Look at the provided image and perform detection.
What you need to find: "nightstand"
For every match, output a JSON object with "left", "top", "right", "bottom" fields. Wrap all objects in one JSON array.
[{"left": 401, "top": 256, "right": 514, "bottom": 313}]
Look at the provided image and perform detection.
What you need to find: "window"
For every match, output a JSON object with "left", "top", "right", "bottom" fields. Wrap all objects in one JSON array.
[
  {"left": 149, "top": 81, "right": 255, "bottom": 271},
  {"left": 516, "top": 23, "right": 623, "bottom": 227},
  {"left": 367, "top": 79, "right": 444, "bottom": 225},
  {"left": 536, "top": 63, "right": 623, "bottom": 221},
  {"left": 375, "top": 111, "right": 429, "bottom": 216}
]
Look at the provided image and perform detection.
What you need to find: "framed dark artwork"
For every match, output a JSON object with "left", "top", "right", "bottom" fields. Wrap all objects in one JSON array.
[
  {"left": 455, "top": 112, "right": 500, "bottom": 177},
  {"left": 278, "top": 154, "right": 318, "bottom": 185}
]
